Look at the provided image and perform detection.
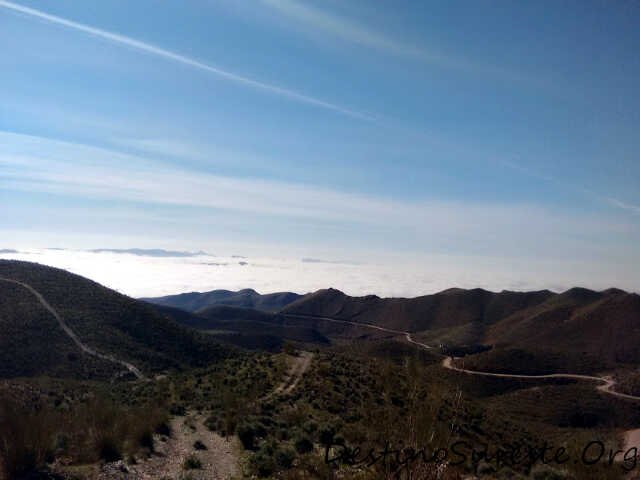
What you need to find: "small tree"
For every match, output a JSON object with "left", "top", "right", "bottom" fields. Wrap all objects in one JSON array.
[{"left": 283, "top": 342, "right": 297, "bottom": 356}]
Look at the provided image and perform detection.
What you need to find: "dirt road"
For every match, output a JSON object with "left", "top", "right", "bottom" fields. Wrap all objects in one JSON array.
[
  {"left": 0, "top": 276, "right": 146, "bottom": 380},
  {"left": 442, "top": 357, "right": 640, "bottom": 401},
  {"left": 129, "top": 413, "right": 240, "bottom": 480},
  {"left": 282, "top": 312, "right": 640, "bottom": 401},
  {"left": 282, "top": 313, "right": 430, "bottom": 347},
  {"left": 266, "top": 351, "right": 314, "bottom": 398}
]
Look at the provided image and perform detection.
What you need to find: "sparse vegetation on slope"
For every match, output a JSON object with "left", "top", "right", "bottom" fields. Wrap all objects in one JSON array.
[
  {"left": 0, "top": 260, "right": 234, "bottom": 379},
  {"left": 284, "top": 286, "right": 640, "bottom": 374},
  {"left": 2, "top": 262, "right": 638, "bottom": 479}
]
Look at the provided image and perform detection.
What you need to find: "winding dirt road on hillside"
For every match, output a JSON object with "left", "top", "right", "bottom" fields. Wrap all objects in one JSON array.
[
  {"left": 128, "top": 413, "right": 240, "bottom": 480},
  {"left": 282, "top": 312, "right": 640, "bottom": 402},
  {"left": 265, "top": 351, "right": 314, "bottom": 399},
  {"left": 0, "top": 277, "right": 146, "bottom": 380},
  {"left": 441, "top": 357, "right": 640, "bottom": 401},
  {"left": 283, "top": 313, "right": 432, "bottom": 348}
]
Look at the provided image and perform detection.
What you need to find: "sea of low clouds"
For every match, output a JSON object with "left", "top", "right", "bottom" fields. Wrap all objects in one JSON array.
[{"left": 1, "top": 247, "right": 635, "bottom": 298}]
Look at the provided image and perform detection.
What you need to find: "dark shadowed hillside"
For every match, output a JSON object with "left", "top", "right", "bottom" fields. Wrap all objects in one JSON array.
[
  {"left": 173, "top": 304, "right": 330, "bottom": 347},
  {"left": 149, "top": 302, "right": 331, "bottom": 350},
  {"left": 142, "top": 288, "right": 304, "bottom": 312},
  {"left": 282, "top": 287, "right": 554, "bottom": 333},
  {"left": 0, "top": 260, "right": 233, "bottom": 379}
]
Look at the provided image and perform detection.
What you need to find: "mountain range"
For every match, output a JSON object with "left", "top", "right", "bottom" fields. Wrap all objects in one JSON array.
[
  {"left": 281, "top": 286, "right": 640, "bottom": 373},
  {"left": 2, "top": 260, "right": 639, "bottom": 480},
  {"left": 2, "top": 259, "right": 639, "bottom": 380},
  {"left": 143, "top": 279, "right": 640, "bottom": 374}
]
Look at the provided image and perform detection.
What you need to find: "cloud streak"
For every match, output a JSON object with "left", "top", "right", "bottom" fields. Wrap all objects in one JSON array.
[
  {"left": 88, "top": 248, "right": 208, "bottom": 258},
  {"left": 259, "top": 0, "right": 540, "bottom": 84},
  {"left": 0, "top": 0, "right": 373, "bottom": 121},
  {"left": 606, "top": 197, "right": 640, "bottom": 215},
  {"left": 2, "top": 131, "right": 637, "bottom": 264},
  {"left": 500, "top": 159, "right": 640, "bottom": 217}
]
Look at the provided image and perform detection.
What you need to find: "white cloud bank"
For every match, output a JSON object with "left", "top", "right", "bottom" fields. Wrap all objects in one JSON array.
[
  {"left": 2, "top": 131, "right": 639, "bottom": 293},
  {"left": 0, "top": 248, "right": 636, "bottom": 298}
]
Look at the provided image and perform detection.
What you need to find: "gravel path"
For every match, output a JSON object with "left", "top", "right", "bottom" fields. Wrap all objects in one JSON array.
[
  {"left": 283, "top": 312, "right": 640, "bottom": 401},
  {"left": 131, "top": 413, "right": 240, "bottom": 479},
  {"left": 442, "top": 357, "right": 640, "bottom": 401},
  {"left": 0, "top": 276, "right": 146, "bottom": 380},
  {"left": 265, "top": 351, "right": 314, "bottom": 399}
]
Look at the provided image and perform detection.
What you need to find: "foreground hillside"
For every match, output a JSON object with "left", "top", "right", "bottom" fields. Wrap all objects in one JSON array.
[
  {"left": 0, "top": 260, "right": 232, "bottom": 379},
  {"left": 5, "top": 338, "right": 635, "bottom": 480}
]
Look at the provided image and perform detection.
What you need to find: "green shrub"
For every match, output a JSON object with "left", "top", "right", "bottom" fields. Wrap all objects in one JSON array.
[
  {"left": 204, "top": 414, "right": 217, "bottom": 431},
  {"left": 170, "top": 404, "right": 186, "bottom": 416},
  {"left": 294, "top": 435, "right": 314, "bottom": 454},
  {"left": 283, "top": 342, "right": 297, "bottom": 355},
  {"left": 531, "top": 465, "right": 570, "bottom": 480},
  {"left": 318, "top": 424, "right": 337, "bottom": 446},
  {"left": 139, "top": 430, "right": 154, "bottom": 451},
  {"left": 98, "top": 437, "right": 122, "bottom": 462},
  {"left": 155, "top": 421, "right": 171, "bottom": 436},
  {"left": 237, "top": 420, "right": 266, "bottom": 450},
  {"left": 275, "top": 446, "right": 296, "bottom": 469},
  {"left": 183, "top": 454, "right": 202, "bottom": 470},
  {"left": 251, "top": 451, "right": 276, "bottom": 477},
  {"left": 302, "top": 420, "right": 317, "bottom": 434},
  {"left": 0, "top": 395, "right": 170, "bottom": 477}
]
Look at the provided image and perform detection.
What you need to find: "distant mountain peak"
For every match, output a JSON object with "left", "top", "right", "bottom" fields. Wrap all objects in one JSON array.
[{"left": 143, "top": 288, "right": 304, "bottom": 313}]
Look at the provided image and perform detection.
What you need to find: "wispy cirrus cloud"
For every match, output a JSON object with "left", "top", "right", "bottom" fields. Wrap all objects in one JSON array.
[
  {"left": 606, "top": 197, "right": 640, "bottom": 215},
  {"left": 2, "top": 131, "right": 638, "bottom": 263},
  {"left": 88, "top": 248, "right": 208, "bottom": 258},
  {"left": 500, "top": 159, "right": 640, "bottom": 217},
  {"left": 261, "top": 0, "right": 430, "bottom": 59},
  {"left": 301, "top": 257, "right": 357, "bottom": 265},
  {"left": 0, "top": 0, "right": 373, "bottom": 121},
  {"left": 0, "top": 131, "right": 553, "bottom": 230},
  {"left": 259, "top": 0, "right": 542, "bottom": 84}
]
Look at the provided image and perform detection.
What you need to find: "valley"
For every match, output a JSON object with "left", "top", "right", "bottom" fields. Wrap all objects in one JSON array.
[
  {"left": 4, "top": 2, "right": 637, "bottom": 479},
  {"left": 1, "top": 260, "right": 639, "bottom": 479}
]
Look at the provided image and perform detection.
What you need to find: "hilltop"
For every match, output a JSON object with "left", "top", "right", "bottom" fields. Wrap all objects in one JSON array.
[
  {"left": 143, "top": 288, "right": 304, "bottom": 313},
  {"left": 282, "top": 286, "right": 640, "bottom": 373},
  {"left": 2, "top": 262, "right": 639, "bottom": 480},
  {"left": 0, "top": 260, "right": 233, "bottom": 379}
]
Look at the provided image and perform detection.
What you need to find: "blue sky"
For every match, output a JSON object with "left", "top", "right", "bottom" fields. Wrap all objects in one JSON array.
[{"left": 1, "top": 0, "right": 639, "bottom": 293}]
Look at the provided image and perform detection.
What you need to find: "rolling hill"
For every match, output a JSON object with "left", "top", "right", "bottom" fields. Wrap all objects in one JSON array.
[
  {"left": 12, "top": 253, "right": 634, "bottom": 381},
  {"left": 160, "top": 303, "right": 331, "bottom": 349},
  {"left": 281, "top": 287, "right": 554, "bottom": 333},
  {"left": 282, "top": 286, "right": 640, "bottom": 373},
  {"left": 0, "top": 260, "right": 233, "bottom": 379},
  {"left": 479, "top": 287, "right": 640, "bottom": 372},
  {"left": 142, "top": 288, "right": 303, "bottom": 313}
]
